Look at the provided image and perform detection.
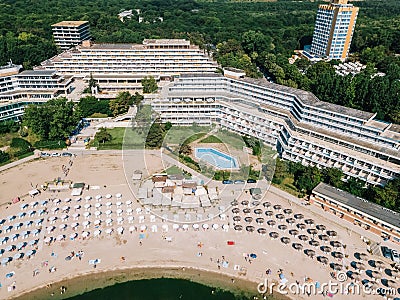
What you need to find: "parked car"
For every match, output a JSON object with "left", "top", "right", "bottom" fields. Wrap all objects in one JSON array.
[
  {"left": 222, "top": 180, "right": 234, "bottom": 184},
  {"left": 51, "top": 152, "right": 61, "bottom": 157},
  {"left": 62, "top": 152, "right": 72, "bottom": 157},
  {"left": 234, "top": 180, "right": 245, "bottom": 184},
  {"left": 40, "top": 152, "right": 50, "bottom": 157},
  {"left": 247, "top": 179, "right": 257, "bottom": 183},
  {"left": 381, "top": 246, "right": 392, "bottom": 259},
  {"left": 391, "top": 249, "right": 400, "bottom": 263}
]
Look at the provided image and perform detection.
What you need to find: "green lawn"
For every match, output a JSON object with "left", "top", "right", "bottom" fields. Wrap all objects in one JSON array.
[
  {"left": 0, "top": 132, "right": 21, "bottom": 148},
  {"left": 199, "top": 135, "right": 222, "bottom": 143},
  {"left": 213, "top": 130, "right": 245, "bottom": 150},
  {"left": 94, "top": 127, "right": 146, "bottom": 150},
  {"left": 272, "top": 176, "right": 302, "bottom": 198},
  {"left": 163, "top": 126, "right": 210, "bottom": 145}
]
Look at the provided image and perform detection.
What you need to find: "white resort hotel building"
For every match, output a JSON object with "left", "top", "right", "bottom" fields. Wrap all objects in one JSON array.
[{"left": 152, "top": 69, "right": 400, "bottom": 186}]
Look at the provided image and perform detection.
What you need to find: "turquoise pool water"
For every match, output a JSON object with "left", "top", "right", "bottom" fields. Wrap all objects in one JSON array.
[{"left": 195, "top": 148, "right": 238, "bottom": 169}]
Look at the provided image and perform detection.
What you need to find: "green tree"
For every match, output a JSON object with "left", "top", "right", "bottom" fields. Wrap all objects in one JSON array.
[
  {"left": 322, "top": 168, "right": 343, "bottom": 188},
  {"left": 109, "top": 92, "right": 134, "bottom": 116},
  {"left": 141, "top": 76, "right": 158, "bottom": 93},
  {"left": 179, "top": 144, "right": 192, "bottom": 156},
  {"left": 294, "top": 166, "right": 322, "bottom": 194},
  {"left": 95, "top": 127, "right": 112, "bottom": 144},
  {"left": 0, "top": 150, "right": 10, "bottom": 163},
  {"left": 145, "top": 121, "right": 165, "bottom": 149},
  {"left": 78, "top": 96, "right": 111, "bottom": 117}
]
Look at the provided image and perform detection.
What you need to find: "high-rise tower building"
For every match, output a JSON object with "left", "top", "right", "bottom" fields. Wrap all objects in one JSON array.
[
  {"left": 52, "top": 21, "right": 91, "bottom": 50},
  {"left": 310, "top": 0, "right": 359, "bottom": 60}
]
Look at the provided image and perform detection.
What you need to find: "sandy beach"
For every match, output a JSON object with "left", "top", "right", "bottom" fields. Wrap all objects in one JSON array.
[{"left": 0, "top": 151, "right": 398, "bottom": 300}]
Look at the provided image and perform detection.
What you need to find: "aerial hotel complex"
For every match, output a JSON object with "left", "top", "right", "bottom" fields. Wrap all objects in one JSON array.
[
  {"left": 38, "top": 39, "right": 218, "bottom": 93},
  {"left": 52, "top": 21, "right": 91, "bottom": 50},
  {"left": 152, "top": 70, "right": 400, "bottom": 186},
  {"left": 0, "top": 63, "right": 73, "bottom": 121},
  {"left": 309, "top": 0, "right": 359, "bottom": 60}
]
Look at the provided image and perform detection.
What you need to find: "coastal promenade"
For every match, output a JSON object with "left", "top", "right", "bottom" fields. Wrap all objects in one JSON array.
[{"left": 0, "top": 151, "right": 398, "bottom": 300}]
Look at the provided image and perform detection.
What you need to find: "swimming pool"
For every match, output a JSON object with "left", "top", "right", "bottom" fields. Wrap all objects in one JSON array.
[{"left": 195, "top": 148, "right": 239, "bottom": 169}]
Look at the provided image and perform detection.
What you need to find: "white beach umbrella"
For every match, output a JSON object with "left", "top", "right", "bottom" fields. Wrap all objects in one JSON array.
[
  {"left": 172, "top": 224, "right": 179, "bottom": 231},
  {"left": 27, "top": 210, "right": 35, "bottom": 217},
  {"left": 59, "top": 224, "right": 67, "bottom": 230},
  {"left": 129, "top": 226, "right": 136, "bottom": 233},
  {"left": 30, "top": 201, "right": 38, "bottom": 208},
  {"left": 182, "top": 224, "right": 189, "bottom": 231},
  {"left": 28, "top": 239, "right": 37, "bottom": 246},
  {"left": 75, "top": 197, "right": 82, "bottom": 202},
  {"left": 84, "top": 204, "right": 91, "bottom": 210},
  {"left": 125, "top": 200, "right": 132, "bottom": 207},
  {"left": 140, "top": 225, "right": 147, "bottom": 231},
  {"left": 162, "top": 224, "right": 169, "bottom": 232},
  {"left": 1, "top": 257, "right": 10, "bottom": 265},
  {"left": 41, "top": 200, "right": 48, "bottom": 207},
  {"left": 48, "top": 216, "right": 57, "bottom": 222},
  {"left": 94, "top": 219, "right": 101, "bottom": 226},
  {"left": 151, "top": 225, "right": 158, "bottom": 233},
  {"left": 105, "top": 228, "right": 113, "bottom": 235},
  {"left": 5, "top": 245, "right": 15, "bottom": 252},
  {"left": 116, "top": 209, "right": 123, "bottom": 216},
  {"left": 106, "top": 194, "right": 112, "bottom": 199},
  {"left": 83, "top": 220, "right": 90, "bottom": 228},
  {"left": 70, "top": 233, "right": 77, "bottom": 240},
  {"left": 95, "top": 211, "right": 102, "bottom": 218},
  {"left": 16, "top": 242, "right": 26, "bottom": 250},
  {"left": 61, "top": 214, "right": 68, "bottom": 221},
  {"left": 21, "top": 231, "right": 29, "bottom": 239},
  {"left": 20, "top": 203, "right": 28, "bottom": 210},
  {"left": 222, "top": 224, "right": 229, "bottom": 232},
  {"left": 14, "top": 222, "right": 23, "bottom": 230},
  {"left": 94, "top": 230, "right": 101, "bottom": 237},
  {"left": 38, "top": 209, "right": 46, "bottom": 216},
  {"left": 105, "top": 218, "right": 113, "bottom": 226},
  {"left": 126, "top": 208, "right": 133, "bottom": 215},
  {"left": 62, "top": 205, "right": 70, "bottom": 212},
  {"left": 212, "top": 223, "right": 219, "bottom": 230},
  {"left": 53, "top": 199, "right": 61, "bottom": 205},
  {"left": 83, "top": 211, "right": 91, "bottom": 219},
  {"left": 74, "top": 205, "right": 81, "bottom": 210},
  {"left": 95, "top": 195, "right": 102, "bottom": 201},
  {"left": 127, "top": 216, "right": 134, "bottom": 223},
  {"left": 138, "top": 215, "right": 145, "bottom": 223},
  {"left": 32, "top": 229, "right": 40, "bottom": 236},
  {"left": 202, "top": 223, "right": 209, "bottom": 230},
  {"left": 105, "top": 210, "right": 112, "bottom": 216},
  {"left": 13, "top": 252, "right": 22, "bottom": 260},
  {"left": 106, "top": 202, "right": 112, "bottom": 207},
  {"left": 46, "top": 226, "right": 55, "bottom": 233},
  {"left": 85, "top": 196, "right": 92, "bottom": 202},
  {"left": 56, "top": 234, "right": 65, "bottom": 241},
  {"left": 73, "top": 213, "right": 80, "bottom": 220},
  {"left": 82, "top": 231, "right": 90, "bottom": 238},
  {"left": 117, "top": 227, "right": 124, "bottom": 234},
  {"left": 71, "top": 222, "right": 79, "bottom": 229},
  {"left": 116, "top": 201, "right": 122, "bottom": 207},
  {"left": 51, "top": 207, "right": 59, "bottom": 214},
  {"left": 116, "top": 193, "right": 122, "bottom": 198},
  {"left": 95, "top": 203, "right": 101, "bottom": 209},
  {"left": 64, "top": 198, "right": 71, "bottom": 203},
  {"left": 192, "top": 224, "right": 199, "bottom": 230},
  {"left": 44, "top": 236, "right": 52, "bottom": 244},
  {"left": 136, "top": 208, "right": 142, "bottom": 214},
  {"left": 26, "top": 249, "right": 36, "bottom": 257},
  {"left": 150, "top": 215, "right": 156, "bottom": 223},
  {"left": 117, "top": 217, "right": 124, "bottom": 224},
  {"left": 8, "top": 215, "right": 16, "bottom": 221}
]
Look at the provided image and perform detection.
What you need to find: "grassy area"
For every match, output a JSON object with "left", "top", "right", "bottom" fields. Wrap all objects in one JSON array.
[
  {"left": 0, "top": 132, "right": 20, "bottom": 148},
  {"left": 0, "top": 151, "right": 35, "bottom": 167},
  {"left": 213, "top": 130, "right": 245, "bottom": 150},
  {"left": 163, "top": 126, "right": 210, "bottom": 145},
  {"left": 93, "top": 127, "right": 146, "bottom": 150},
  {"left": 199, "top": 135, "right": 222, "bottom": 143},
  {"left": 164, "top": 166, "right": 182, "bottom": 175},
  {"left": 272, "top": 176, "right": 302, "bottom": 198}
]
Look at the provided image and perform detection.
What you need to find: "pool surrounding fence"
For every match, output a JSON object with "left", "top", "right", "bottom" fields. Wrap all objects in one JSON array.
[{"left": 195, "top": 148, "right": 239, "bottom": 170}]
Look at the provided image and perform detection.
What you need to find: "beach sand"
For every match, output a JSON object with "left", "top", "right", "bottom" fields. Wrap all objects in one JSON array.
[{"left": 0, "top": 151, "right": 396, "bottom": 300}]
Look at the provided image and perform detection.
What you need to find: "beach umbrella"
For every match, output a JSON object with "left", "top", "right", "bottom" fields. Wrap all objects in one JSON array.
[
  {"left": 254, "top": 209, "right": 262, "bottom": 215},
  {"left": 276, "top": 214, "right": 285, "bottom": 221},
  {"left": 182, "top": 224, "right": 189, "bottom": 231},
  {"left": 105, "top": 210, "right": 112, "bottom": 215},
  {"left": 374, "top": 260, "right": 385, "bottom": 269},
  {"left": 278, "top": 224, "right": 288, "bottom": 231},
  {"left": 0, "top": 219, "right": 5, "bottom": 225},
  {"left": 309, "top": 240, "right": 320, "bottom": 247},
  {"left": 234, "top": 225, "right": 243, "bottom": 232},
  {"left": 83, "top": 220, "right": 90, "bottom": 228},
  {"left": 273, "top": 205, "right": 282, "bottom": 211},
  {"left": 20, "top": 203, "right": 28, "bottom": 210},
  {"left": 11, "top": 233, "right": 19, "bottom": 240},
  {"left": 305, "top": 219, "right": 315, "bottom": 226},
  {"left": 62, "top": 205, "right": 70, "bottom": 212},
  {"left": 46, "top": 226, "right": 55, "bottom": 233},
  {"left": 327, "top": 230, "right": 337, "bottom": 237},
  {"left": 281, "top": 237, "right": 291, "bottom": 244},
  {"left": 56, "top": 234, "right": 65, "bottom": 241},
  {"left": 140, "top": 225, "right": 147, "bottom": 231},
  {"left": 28, "top": 239, "right": 38, "bottom": 246},
  {"left": 95, "top": 195, "right": 102, "bottom": 201},
  {"left": 85, "top": 196, "right": 92, "bottom": 201},
  {"left": 105, "top": 218, "right": 113, "bottom": 226},
  {"left": 251, "top": 200, "right": 260, "bottom": 207},
  {"left": 53, "top": 199, "right": 61, "bottom": 205},
  {"left": 84, "top": 204, "right": 91, "bottom": 210},
  {"left": 241, "top": 200, "right": 249, "bottom": 206},
  {"left": 230, "top": 200, "right": 238, "bottom": 207},
  {"left": 233, "top": 216, "right": 241, "bottom": 222},
  {"left": 331, "top": 263, "right": 342, "bottom": 271},
  {"left": 41, "top": 200, "right": 48, "bottom": 206},
  {"left": 265, "top": 210, "right": 273, "bottom": 217},
  {"left": 94, "top": 211, "right": 102, "bottom": 218},
  {"left": 202, "top": 223, "right": 209, "bottom": 230},
  {"left": 129, "top": 226, "right": 136, "bottom": 233},
  {"left": 192, "top": 224, "right": 200, "bottom": 231},
  {"left": 27, "top": 210, "right": 35, "bottom": 217},
  {"left": 64, "top": 198, "right": 71, "bottom": 203},
  {"left": 321, "top": 245, "right": 332, "bottom": 253},
  {"left": 269, "top": 231, "right": 279, "bottom": 239},
  {"left": 73, "top": 205, "right": 80, "bottom": 210},
  {"left": 94, "top": 220, "right": 101, "bottom": 226},
  {"left": 72, "top": 213, "right": 80, "bottom": 220},
  {"left": 117, "top": 227, "right": 124, "bottom": 234},
  {"left": 330, "top": 241, "right": 343, "bottom": 249},
  {"left": 263, "top": 202, "right": 271, "bottom": 208},
  {"left": 82, "top": 231, "right": 90, "bottom": 238},
  {"left": 18, "top": 212, "right": 26, "bottom": 219},
  {"left": 316, "top": 224, "right": 326, "bottom": 231},
  {"left": 243, "top": 208, "right": 251, "bottom": 214},
  {"left": 13, "top": 253, "right": 23, "bottom": 260},
  {"left": 308, "top": 228, "right": 318, "bottom": 235},
  {"left": 70, "top": 233, "right": 78, "bottom": 240},
  {"left": 332, "top": 252, "right": 344, "bottom": 259},
  {"left": 173, "top": 224, "right": 180, "bottom": 231},
  {"left": 48, "top": 216, "right": 57, "bottom": 222},
  {"left": 319, "top": 234, "right": 329, "bottom": 242},
  {"left": 32, "top": 229, "right": 40, "bottom": 236},
  {"left": 257, "top": 228, "right": 267, "bottom": 235},
  {"left": 116, "top": 202, "right": 122, "bottom": 208},
  {"left": 35, "top": 218, "right": 44, "bottom": 225},
  {"left": 8, "top": 215, "right": 16, "bottom": 222},
  {"left": 61, "top": 214, "right": 68, "bottom": 221},
  {"left": 222, "top": 224, "right": 229, "bottom": 232},
  {"left": 3, "top": 225, "right": 12, "bottom": 232},
  {"left": 289, "top": 229, "right": 299, "bottom": 236},
  {"left": 292, "top": 243, "right": 303, "bottom": 251},
  {"left": 1, "top": 257, "right": 11, "bottom": 265},
  {"left": 75, "top": 197, "right": 82, "bottom": 202},
  {"left": 355, "top": 262, "right": 366, "bottom": 271},
  {"left": 94, "top": 230, "right": 101, "bottom": 237},
  {"left": 21, "top": 230, "right": 29, "bottom": 239},
  {"left": 95, "top": 203, "right": 102, "bottom": 209},
  {"left": 256, "top": 217, "right": 264, "bottom": 224},
  {"left": 125, "top": 200, "right": 132, "bottom": 206},
  {"left": 306, "top": 249, "right": 316, "bottom": 258},
  {"left": 389, "top": 269, "right": 399, "bottom": 278},
  {"left": 5, "top": 245, "right": 15, "bottom": 252},
  {"left": 286, "top": 218, "right": 296, "bottom": 225},
  {"left": 358, "top": 253, "right": 368, "bottom": 261},
  {"left": 162, "top": 224, "right": 169, "bottom": 232},
  {"left": 267, "top": 220, "right": 276, "bottom": 227},
  {"left": 116, "top": 209, "right": 123, "bottom": 216},
  {"left": 16, "top": 242, "right": 26, "bottom": 250},
  {"left": 244, "top": 216, "right": 253, "bottom": 223},
  {"left": 106, "top": 194, "right": 112, "bottom": 199},
  {"left": 117, "top": 217, "right": 124, "bottom": 225},
  {"left": 126, "top": 208, "right": 133, "bottom": 215},
  {"left": 249, "top": 253, "right": 257, "bottom": 259},
  {"left": 297, "top": 223, "right": 306, "bottom": 230},
  {"left": 83, "top": 211, "right": 91, "bottom": 219},
  {"left": 116, "top": 193, "right": 122, "bottom": 198},
  {"left": 349, "top": 272, "right": 361, "bottom": 281},
  {"left": 318, "top": 256, "right": 329, "bottom": 264},
  {"left": 43, "top": 236, "right": 52, "bottom": 244},
  {"left": 294, "top": 213, "right": 304, "bottom": 220},
  {"left": 371, "top": 271, "right": 382, "bottom": 280},
  {"left": 386, "top": 280, "right": 397, "bottom": 288},
  {"left": 71, "top": 222, "right": 79, "bottom": 230},
  {"left": 212, "top": 224, "right": 219, "bottom": 230},
  {"left": 38, "top": 209, "right": 46, "bottom": 216},
  {"left": 59, "top": 224, "right": 67, "bottom": 230},
  {"left": 283, "top": 208, "right": 293, "bottom": 215},
  {"left": 298, "top": 235, "right": 309, "bottom": 242}
]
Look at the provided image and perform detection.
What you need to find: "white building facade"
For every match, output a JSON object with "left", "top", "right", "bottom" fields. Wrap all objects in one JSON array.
[{"left": 52, "top": 21, "right": 91, "bottom": 51}]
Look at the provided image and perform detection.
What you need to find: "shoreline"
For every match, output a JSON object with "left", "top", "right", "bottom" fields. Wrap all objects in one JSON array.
[{"left": 11, "top": 265, "right": 290, "bottom": 300}]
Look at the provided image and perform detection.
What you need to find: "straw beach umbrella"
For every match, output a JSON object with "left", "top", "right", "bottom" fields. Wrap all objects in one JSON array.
[
  {"left": 263, "top": 202, "right": 271, "bottom": 208},
  {"left": 281, "top": 237, "right": 291, "bottom": 244},
  {"left": 267, "top": 220, "right": 276, "bottom": 227},
  {"left": 232, "top": 208, "right": 240, "bottom": 214},
  {"left": 305, "top": 249, "right": 316, "bottom": 258},
  {"left": 289, "top": 229, "right": 299, "bottom": 236},
  {"left": 319, "top": 234, "right": 329, "bottom": 242},
  {"left": 243, "top": 208, "right": 251, "bottom": 214},
  {"left": 278, "top": 224, "right": 288, "bottom": 231},
  {"left": 332, "top": 252, "right": 344, "bottom": 259},
  {"left": 234, "top": 225, "right": 243, "bottom": 232},
  {"left": 294, "top": 213, "right": 304, "bottom": 220},
  {"left": 298, "top": 234, "right": 309, "bottom": 242},
  {"left": 265, "top": 210, "right": 273, "bottom": 217},
  {"left": 246, "top": 225, "right": 255, "bottom": 233},
  {"left": 304, "top": 219, "right": 315, "bottom": 226},
  {"left": 331, "top": 263, "right": 342, "bottom": 271},
  {"left": 292, "top": 243, "right": 303, "bottom": 251},
  {"left": 283, "top": 208, "right": 293, "bottom": 215},
  {"left": 358, "top": 253, "right": 368, "bottom": 261},
  {"left": 257, "top": 228, "right": 267, "bottom": 235},
  {"left": 327, "top": 230, "right": 337, "bottom": 237},
  {"left": 254, "top": 209, "right": 262, "bottom": 215},
  {"left": 321, "top": 246, "right": 332, "bottom": 253},
  {"left": 297, "top": 223, "right": 306, "bottom": 230},
  {"left": 256, "top": 217, "right": 264, "bottom": 225},
  {"left": 308, "top": 228, "right": 318, "bottom": 236},
  {"left": 273, "top": 205, "right": 282, "bottom": 211},
  {"left": 355, "top": 262, "right": 366, "bottom": 271},
  {"left": 269, "top": 232, "right": 279, "bottom": 239},
  {"left": 316, "top": 224, "right": 326, "bottom": 231},
  {"left": 330, "top": 241, "right": 343, "bottom": 249},
  {"left": 276, "top": 214, "right": 285, "bottom": 221},
  {"left": 286, "top": 218, "right": 296, "bottom": 225},
  {"left": 241, "top": 200, "right": 249, "bottom": 206},
  {"left": 309, "top": 240, "right": 320, "bottom": 248},
  {"left": 233, "top": 216, "right": 241, "bottom": 222},
  {"left": 374, "top": 260, "right": 385, "bottom": 270},
  {"left": 244, "top": 217, "right": 253, "bottom": 223},
  {"left": 370, "top": 271, "right": 382, "bottom": 280},
  {"left": 318, "top": 256, "right": 329, "bottom": 265}
]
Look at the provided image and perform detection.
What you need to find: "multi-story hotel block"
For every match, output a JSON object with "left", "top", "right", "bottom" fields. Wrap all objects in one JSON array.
[
  {"left": 52, "top": 21, "right": 91, "bottom": 51},
  {"left": 0, "top": 64, "right": 73, "bottom": 121},
  {"left": 310, "top": 0, "right": 359, "bottom": 60},
  {"left": 152, "top": 70, "right": 400, "bottom": 186},
  {"left": 38, "top": 39, "right": 218, "bottom": 93},
  {"left": 310, "top": 182, "right": 400, "bottom": 244}
]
